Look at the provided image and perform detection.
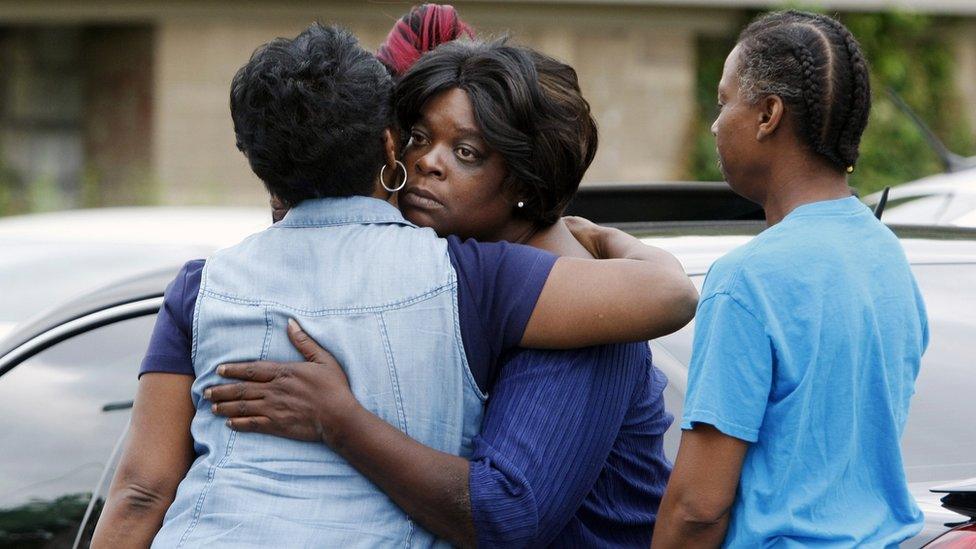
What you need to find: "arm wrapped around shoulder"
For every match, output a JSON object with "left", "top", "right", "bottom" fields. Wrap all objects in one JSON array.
[{"left": 522, "top": 218, "right": 698, "bottom": 349}]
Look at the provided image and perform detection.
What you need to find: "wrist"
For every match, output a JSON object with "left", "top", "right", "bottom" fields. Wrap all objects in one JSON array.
[{"left": 318, "top": 394, "right": 364, "bottom": 450}]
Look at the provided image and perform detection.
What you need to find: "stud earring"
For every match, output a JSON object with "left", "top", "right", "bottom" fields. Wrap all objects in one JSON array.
[
  {"left": 846, "top": 165, "right": 855, "bottom": 174},
  {"left": 516, "top": 201, "right": 525, "bottom": 208}
]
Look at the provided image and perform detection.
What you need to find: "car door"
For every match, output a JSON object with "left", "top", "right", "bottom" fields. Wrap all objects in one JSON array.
[{"left": 0, "top": 313, "right": 157, "bottom": 548}]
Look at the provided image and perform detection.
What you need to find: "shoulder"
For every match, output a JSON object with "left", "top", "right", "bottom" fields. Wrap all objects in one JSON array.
[
  {"left": 702, "top": 223, "right": 809, "bottom": 301},
  {"left": 446, "top": 235, "right": 556, "bottom": 265},
  {"left": 446, "top": 235, "right": 557, "bottom": 294},
  {"left": 182, "top": 259, "right": 206, "bottom": 280},
  {"left": 167, "top": 259, "right": 206, "bottom": 296}
]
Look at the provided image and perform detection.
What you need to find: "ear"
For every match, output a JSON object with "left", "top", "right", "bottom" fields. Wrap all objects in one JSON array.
[
  {"left": 756, "top": 95, "right": 785, "bottom": 141},
  {"left": 382, "top": 127, "right": 399, "bottom": 170}
]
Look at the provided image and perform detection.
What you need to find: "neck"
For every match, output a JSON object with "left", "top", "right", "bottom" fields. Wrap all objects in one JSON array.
[
  {"left": 370, "top": 181, "right": 399, "bottom": 206},
  {"left": 760, "top": 157, "right": 852, "bottom": 226},
  {"left": 487, "top": 217, "right": 538, "bottom": 246}
]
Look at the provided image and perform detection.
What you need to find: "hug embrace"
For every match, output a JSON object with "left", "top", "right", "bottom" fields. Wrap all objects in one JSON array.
[{"left": 92, "top": 5, "right": 927, "bottom": 548}]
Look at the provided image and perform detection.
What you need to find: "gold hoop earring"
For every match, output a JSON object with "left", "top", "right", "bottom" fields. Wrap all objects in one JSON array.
[{"left": 381, "top": 160, "right": 408, "bottom": 193}]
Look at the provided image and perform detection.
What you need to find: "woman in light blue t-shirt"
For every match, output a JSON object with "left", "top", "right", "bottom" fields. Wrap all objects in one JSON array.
[{"left": 654, "top": 10, "right": 928, "bottom": 548}]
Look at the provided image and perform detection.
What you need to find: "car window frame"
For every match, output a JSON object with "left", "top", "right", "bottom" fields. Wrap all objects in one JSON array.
[{"left": 0, "top": 299, "right": 162, "bottom": 547}]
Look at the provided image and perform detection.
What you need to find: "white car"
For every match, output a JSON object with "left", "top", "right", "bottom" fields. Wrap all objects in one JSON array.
[
  {"left": 0, "top": 206, "right": 269, "bottom": 340},
  {"left": 865, "top": 168, "right": 976, "bottom": 228}
]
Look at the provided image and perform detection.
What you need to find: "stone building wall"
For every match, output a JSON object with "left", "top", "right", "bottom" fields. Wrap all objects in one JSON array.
[
  {"left": 153, "top": 3, "right": 738, "bottom": 205},
  {"left": 0, "top": 1, "right": 974, "bottom": 208}
]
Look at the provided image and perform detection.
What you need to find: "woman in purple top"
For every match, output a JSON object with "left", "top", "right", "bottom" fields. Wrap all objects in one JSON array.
[{"left": 211, "top": 36, "right": 682, "bottom": 547}]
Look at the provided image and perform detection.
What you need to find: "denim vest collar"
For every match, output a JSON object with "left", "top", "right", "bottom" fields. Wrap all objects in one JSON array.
[{"left": 277, "top": 196, "right": 414, "bottom": 228}]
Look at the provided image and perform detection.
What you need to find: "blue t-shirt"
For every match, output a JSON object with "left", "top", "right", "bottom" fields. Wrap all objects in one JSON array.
[
  {"left": 682, "top": 196, "right": 928, "bottom": 547},
  {"left": 140, "top": 236, "right": 556, "bottom": 392}
]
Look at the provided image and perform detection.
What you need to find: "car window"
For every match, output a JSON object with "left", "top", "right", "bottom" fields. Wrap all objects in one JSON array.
[
  {"left": 0, "top": 315, "right": 153, "bottom": 548},
  {"left": 654, "top": 265, "right": 976, "bottom": 483}
]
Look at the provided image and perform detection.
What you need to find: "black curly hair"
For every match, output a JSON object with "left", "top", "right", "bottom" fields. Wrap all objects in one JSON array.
[
  {"left": 737, "top": 10, "right": 871, "bottom": 171},
  {"left": 230, "top": 23, "right": 394, "bottom": 205}
]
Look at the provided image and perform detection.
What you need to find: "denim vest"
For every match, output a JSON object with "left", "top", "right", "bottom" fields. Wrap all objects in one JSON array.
[{"left": 153, "top": 197, "right": 485, "bottom": 548}]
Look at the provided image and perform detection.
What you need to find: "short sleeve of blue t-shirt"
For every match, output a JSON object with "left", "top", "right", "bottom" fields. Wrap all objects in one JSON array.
[
  {"left": 139, "top": 239, "right": 556, "bottom": 393},
  {"left": 680, "top": 292, "right": 773, "bottom": 443}
]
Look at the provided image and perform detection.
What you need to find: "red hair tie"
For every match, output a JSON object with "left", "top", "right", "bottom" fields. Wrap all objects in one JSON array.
[{"left": 377, "top": 3, "right": 475, "bottom": 76}]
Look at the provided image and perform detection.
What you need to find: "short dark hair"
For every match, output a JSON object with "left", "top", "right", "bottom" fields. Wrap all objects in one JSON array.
[
  {"left": 394, "top": 40, "right": 598, "bottom": 226},
  {"left": 737, "top": 10, "right": 871, "bottom": 171},
  {"left": 230, "top": 23, "right": 393, "bottom": 205}
]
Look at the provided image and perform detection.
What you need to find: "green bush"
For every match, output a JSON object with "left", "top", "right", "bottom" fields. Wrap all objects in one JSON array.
[{"left": 688, "top": 10, "right": 976, "bottom": 196}]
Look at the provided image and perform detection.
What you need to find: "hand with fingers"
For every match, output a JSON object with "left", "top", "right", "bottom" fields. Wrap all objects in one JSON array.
[
  {"left": 205, "top": 319, "right": 362, "bottom": 447},
  {"left": 562, "top": 215, "right": 608, "bottom": 259}
]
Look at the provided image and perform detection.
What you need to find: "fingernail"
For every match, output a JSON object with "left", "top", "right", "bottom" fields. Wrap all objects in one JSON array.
[
  {"left": 204, "top": 388, "right": 212, "bottom": 400},
  {"left": 211, "top": 404, "right": 217, "bottom": 413},
  {"left": 226, "top": 419, "right": 233, "bottom": 428},
  {"left": 288, "top": 318, "right": 299, "bottom": 331},
  {"left": 217, "top": 365, "right": 225, "bottom": 376}
]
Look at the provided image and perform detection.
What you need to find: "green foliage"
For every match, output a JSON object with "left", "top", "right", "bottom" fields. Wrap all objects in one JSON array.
[
  {"left": 0, "top": 161, "right": 26, "bottom": 217},
  {"left": 689, "top": 34, "right": 738, "bottom": 183},
  {"left": 0, "top": 493, "right": 91, "bottom": 547},
  {"left": 687, "top": 10, "right": 976, "bottom": 195}
]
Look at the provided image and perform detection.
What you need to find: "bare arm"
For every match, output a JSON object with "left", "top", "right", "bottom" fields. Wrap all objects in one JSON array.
[
  {"left": 522, "top": 218, "right": 698, "bottom": 349},
  {"left": 92, "top": 373, "right": 195, "bottom": 549},
  {"left": 652, "top": 423, "right": 748, "bottom": 549}
]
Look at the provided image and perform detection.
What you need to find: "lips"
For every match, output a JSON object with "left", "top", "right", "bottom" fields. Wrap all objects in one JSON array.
[{"left": 401, "top": 187, "right": 443, "bottom": 210}]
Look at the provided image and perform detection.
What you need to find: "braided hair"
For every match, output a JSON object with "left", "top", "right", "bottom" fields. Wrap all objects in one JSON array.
[{"left": 737, "top": 10, "right": 871, "bottom": 171}]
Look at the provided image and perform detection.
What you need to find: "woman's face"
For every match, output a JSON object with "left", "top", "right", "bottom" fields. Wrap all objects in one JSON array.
[
  {"left": 711, "top": 44, "right": 765, "bottom": 202},
  {"left": 398, "top": 88, "right": 516, "bottom": 240}
]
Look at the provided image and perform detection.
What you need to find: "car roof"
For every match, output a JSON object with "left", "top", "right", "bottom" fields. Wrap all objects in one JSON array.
[
  {"left": 636, "top": 222, "right": 976, "bottom": 275},
  {"left": 0, "top": 206, "right": 269, "bottom": 247},
  {"left": 863, "top": 168, "right": 976, "bottom": 203}
]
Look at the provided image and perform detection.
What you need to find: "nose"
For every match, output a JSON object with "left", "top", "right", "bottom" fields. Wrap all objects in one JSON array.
[
  {"left": 414, "top": 147, "right": 445, "bottom": 180},
  {"left": 710, "top": 117, "right": 719, "bottom": 137}
]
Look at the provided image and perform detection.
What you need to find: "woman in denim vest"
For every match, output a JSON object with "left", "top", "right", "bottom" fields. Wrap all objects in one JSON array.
[{"left": 93, "top": 22, "right": 696, "bottom": 548}]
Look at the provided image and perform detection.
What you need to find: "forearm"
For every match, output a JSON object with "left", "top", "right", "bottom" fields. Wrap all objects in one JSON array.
[
  {"left": 653, "top": 425, "right": 745, "bottom": 549},
  {"left": 593, "top": 226, "right": 672, "bottom": 263},
  {"left": 330, "top": 405, "right": 476, "bottom": 548},
  {"left": 92, "top": 484, "right": 173, "bottom": 549},
  {"left": 92, "top": 373, "right": 194, "bottom": 549},
  {"left": 597, "top": 228, "right": 696, "bottom": 304},
  {"left": 597, "top": 227, "right": 698, "bottom": 337}
]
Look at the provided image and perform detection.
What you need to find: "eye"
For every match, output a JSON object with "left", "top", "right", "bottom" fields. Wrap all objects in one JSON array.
[
  {"left": 455, "top": 145, "right": 480, "bottom": 162},
  {"left": 408, "top": 130, "right": 429, "bottom": 147}
]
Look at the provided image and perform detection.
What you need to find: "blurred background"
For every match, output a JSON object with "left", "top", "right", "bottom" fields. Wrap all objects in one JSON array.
[{"left": 0, "top": 0, "right": 974, "bottom": 214}]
